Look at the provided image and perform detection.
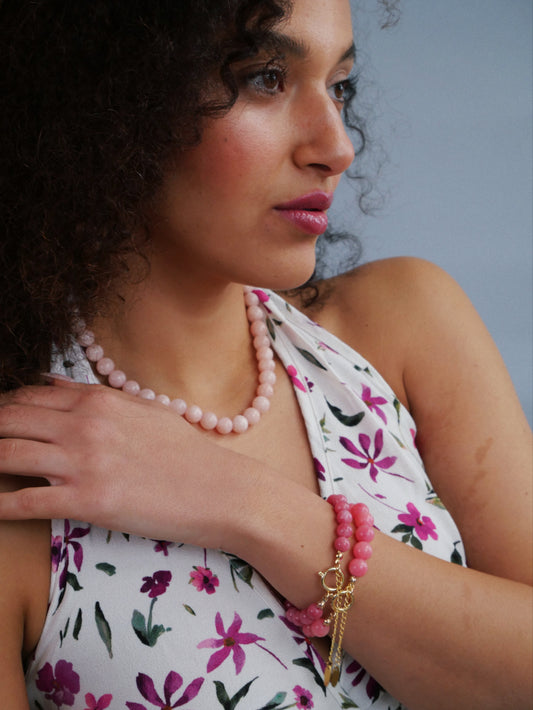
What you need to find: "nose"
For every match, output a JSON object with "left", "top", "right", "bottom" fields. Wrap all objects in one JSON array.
[{"left": 292, "top": 91, "right": 356, "bottom": 177}]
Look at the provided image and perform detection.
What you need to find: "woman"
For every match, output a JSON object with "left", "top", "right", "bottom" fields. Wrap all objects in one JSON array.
[{"left": 0, "top": 1, "right": 531, "bottom": 708}]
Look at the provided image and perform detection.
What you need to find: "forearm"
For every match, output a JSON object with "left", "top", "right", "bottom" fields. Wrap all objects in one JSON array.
[{"left": 230, "top": 474, "right": 533, "bottom": 710}]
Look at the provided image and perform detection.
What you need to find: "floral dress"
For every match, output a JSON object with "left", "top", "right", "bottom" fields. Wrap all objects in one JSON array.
[{"left": 25, "top": 290, "right": 465, "bottom": 710}]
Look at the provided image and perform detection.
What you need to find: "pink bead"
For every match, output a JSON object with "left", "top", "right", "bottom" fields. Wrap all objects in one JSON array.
[
  {"left": 216, "top": 417, "right": 233, "bottom": 434},
  {"left": 351, "top": 503, "right": 370, "bottom": 526},
  {"left": 306, "top": 603, "right": 323, "bottom": 620},
  {"left": 122, "top": 380, "right": 140, "bottom": 395},
  {"left": 285, "top": 606, "right": 300, "bottom": 624},
  {"left": 243, "top": 407, "right": 261, "bottom": 425},
  {"left": 244, "top": 291, "right": 260, "bottom": 307},
  {"left": 250, "top": 320, "right": 268, "bottom": 337},
  {"left": 258, "top": 358, "right": 275, "bottom": 372},
  {"left": 336, "top": 523, "right": 353, "bottom": 538},
  {"left": 185, "top": 405, "right": 203, "bottom": 423},
  {"left": 139, "top": 388, "right": 156, "bottom": 400},
  {"left": 302, "top": 624, "right": 315, "bottom": 637},
  {"left": 336, "top": 509, "right": 352, "bottom": 524},
  {"left": 200, "top": 411, "right": 218, "bottom": 430},
  {"left": 170, "top": 398, "right": 187, "bottom": 415},
  {"left": 108, "top": 369, "right": 127, "bottom": 388},
  {"left": 310, "top": 619, "right": 330, "bottom": 637},
  {"left": 96, "top": 357, "right": 115, "bottom": 376},
  {"left": 348, "top": 557, "right": 368, "bottom": 578},
  {"left": 334, "top": 536, "right": 351, "bottom": 552},
  {"left": 256, "top": 383, "right": 274, "bottom": 398},
  {"left": 299, "top": 611, "right": 313, "bottom": 626},
  {"left": 328, "top": 494, "right": 347, "bottom": 505},
  {"left": 77, "top": 329, "right": 95, "bottom": 347},
  {"left": 85, "top": 344, "right": 104, "bottom": 362},
  {"left": 256, "top": 346, "right": 273, "bottom": 361},
  {"left": 246, "top": 305, "right": 264, "bottom": 322},
  {"left": 353, "top": 541, "right": 373, "bottom": 560},
  {"left": 253, "top": 334, "right": 270, "bottom": 349},
  {"left": 355, "top": 525, "right": 375, "bottom": 542},
  {"left": 232, "top": 415, "right": 249, "bottom": 433},
  {"left": 252, "top": 395, "right": 270, "bottom": 413},
  {"left": 155, "top": 394, "right": 171, "bottom": 406},
  {"left": 259, "top": 370, "right": 276, "bottom": 385}
]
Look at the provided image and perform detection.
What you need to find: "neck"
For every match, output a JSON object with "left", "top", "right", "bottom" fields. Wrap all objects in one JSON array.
[{"left": 90, "top": 278, "right": 259, "bottom": 414}]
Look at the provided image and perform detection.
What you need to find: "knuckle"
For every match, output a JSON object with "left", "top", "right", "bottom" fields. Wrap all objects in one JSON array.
[{"left": 0, "top": 437, "right": 19, "bottom": 462}]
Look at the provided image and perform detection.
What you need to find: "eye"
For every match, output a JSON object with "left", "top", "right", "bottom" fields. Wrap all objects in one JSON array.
[
  {"left": 328, "top": 77, "right": 355, "bottom": 104},
  {"left": 244, "top": 66, "right": 287, "bottom": 95}
]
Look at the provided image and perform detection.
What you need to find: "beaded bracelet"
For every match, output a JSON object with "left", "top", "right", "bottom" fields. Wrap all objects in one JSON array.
[{"left": 285, "top": 494, "right": 374, "bottom": 687}]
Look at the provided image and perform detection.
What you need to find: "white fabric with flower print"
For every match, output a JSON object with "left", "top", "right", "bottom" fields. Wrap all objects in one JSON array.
[{"left": 25, "top": 290, "right": 465, "bottom": 710}]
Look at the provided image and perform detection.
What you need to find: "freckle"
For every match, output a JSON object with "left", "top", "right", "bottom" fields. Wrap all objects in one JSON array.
[{"left": 475, "top": 437, "right": 494, "bottom": 465}]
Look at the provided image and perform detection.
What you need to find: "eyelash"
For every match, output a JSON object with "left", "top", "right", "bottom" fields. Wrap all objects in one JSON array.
[{"left": 242, "top": 64, "right": 355, "bottom": 105}]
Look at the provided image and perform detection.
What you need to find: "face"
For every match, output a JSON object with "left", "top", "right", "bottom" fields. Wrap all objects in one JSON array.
[{"left": 148, "top": 0, "right": 355, "bottom": 293}]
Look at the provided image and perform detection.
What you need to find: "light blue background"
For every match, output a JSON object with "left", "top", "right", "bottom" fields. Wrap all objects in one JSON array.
[{"left": 332, "top": 0, "right": 532, "bottom": 424}]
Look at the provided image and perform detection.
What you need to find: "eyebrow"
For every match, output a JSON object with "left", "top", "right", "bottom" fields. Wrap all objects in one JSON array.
[{"left": 264, "top": 31, "right": 356, "bottom": 65}]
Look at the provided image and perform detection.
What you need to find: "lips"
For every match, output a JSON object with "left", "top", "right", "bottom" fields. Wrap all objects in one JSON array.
[{"left": 274, "top": 191, "right": 333, "bottom": 236}]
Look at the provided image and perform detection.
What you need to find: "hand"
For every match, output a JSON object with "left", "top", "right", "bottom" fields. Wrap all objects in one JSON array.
[{"left": 0, "top": 377, "right": 253, "bottom": 547}]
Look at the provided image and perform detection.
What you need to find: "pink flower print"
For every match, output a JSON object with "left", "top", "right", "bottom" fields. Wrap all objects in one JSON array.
[
  {"left": 287, "top": 364, "right": 307, "bottom": 392},
  {"left": 140, "top": 570, "right": 172, "bottom": 598},
  {"left": 361, "top": 384, "right": 388, "bottom": 424},
  {"left": 197, "top": 612, "right": 264, "bottom": 674},
  {"left": 84, "top": 693, "right": 112, "bottom": 710},
  {"left": 340, "top": 432, "right": 410, "bottom": 483},
  {"left": 280, "top": 614, "right": 325, "bottom": 670},
  {"left": 398, "top": 503, "right": 438, "bottom": 541},
  {"left": 189, "top": 565, "right": 219, "bottom": 594},
  {"left": 293, "top": 685, "right": 314, "bottom": 708},
  {"left": 126, "top": 671, "right": 204, "bottom": 710},
  {"left": 252, "top": 288, "right": 270, "bottom": 304},
  {"left": 35, "top": 660, "right": 80, "bottom": 707}
]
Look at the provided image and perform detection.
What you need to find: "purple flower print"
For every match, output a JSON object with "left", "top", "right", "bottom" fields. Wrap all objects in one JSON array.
[
  {"left": 83, "top": 693, "right": 112, "bottom": 710},
  {"left": 345, "top": 659, "right": 383, "bottom": 702},
  {"left": 398, "top": 503, "right": 438, "bottom": 541},
  {"left": 197, "top": 612, "right": 264, "bottom": 674},
  {"left": 340, "top": 431, "right": 411, "bottom": 483},
  {"left": 35, "top": 660, "right": 80, "bottom": 707},
  {"left": 293, "top": 685, "right": 314, "bottom": 709},
  {"left": 140, "top": 570, "right": 172, "bottom": 598},
  {"left": 361, "top": 384, "right": 388, "bottom": 424},
  {"left": 313, "top": 457, "right": 326, "bottom": 482},
  {"left": 287, "top": 364, "right": 307, "bottom": 392},
  {"left": 152, "top": 540, "right": 174, "bottom": 556},
  {"left": 126, "top": 671, "right": 204, "bottom": 710},
  {"left": 279, "top": 614, "right": 325, "bottom": 670},
  {"left": 51, "top": 534, "right": 63, "bottom": 572},
  {"left": 189, "top": 565, "right": 219, "bottom": 594}
]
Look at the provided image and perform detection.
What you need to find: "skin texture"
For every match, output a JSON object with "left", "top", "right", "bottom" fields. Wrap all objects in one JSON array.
[{"left": 0, "top": 1, "right": 531, "bottom": 707}]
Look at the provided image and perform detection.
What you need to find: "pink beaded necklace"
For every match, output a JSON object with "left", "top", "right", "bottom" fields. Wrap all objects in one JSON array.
[{"left": 75, "top": 287, "right": 276, "bottom": 435}]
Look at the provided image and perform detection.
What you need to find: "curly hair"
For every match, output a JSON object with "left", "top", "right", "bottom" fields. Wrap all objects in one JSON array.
[{"left": 0, "top": 0, "right": 365, "bottom": 391}]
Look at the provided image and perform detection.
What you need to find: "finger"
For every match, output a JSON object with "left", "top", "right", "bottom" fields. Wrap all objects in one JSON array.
[
  {"left": 0, "top": 381, "right": 95, "bottom": 412},
  {"left": 0, "top": 438, "right": 65, "bottom": 482},
  {"left": 0, "top": 483, "right": 76, "bottom": 521},
  {"left": 0, "top": 403, "right": 73, "bottom": 442}
]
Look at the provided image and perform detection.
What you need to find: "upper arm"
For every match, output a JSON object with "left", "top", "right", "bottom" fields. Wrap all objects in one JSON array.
[
  {"left": 319, "top": 257, "right": 532, "bottom": 585},
  {"left": 0, "top": 475, "right": 50, "bottom": 707}
]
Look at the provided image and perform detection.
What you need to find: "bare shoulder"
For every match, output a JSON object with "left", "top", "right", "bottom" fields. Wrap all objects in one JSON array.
[{"left": 0, "top": 474, "right": 50, "bottom": 695}]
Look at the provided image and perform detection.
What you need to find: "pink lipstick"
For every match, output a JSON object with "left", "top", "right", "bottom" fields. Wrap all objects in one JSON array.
[{"left": 274, "top": 191, "right": 334, "bottom": 236}]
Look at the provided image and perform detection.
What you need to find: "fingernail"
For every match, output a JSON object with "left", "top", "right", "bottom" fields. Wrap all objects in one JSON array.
[{"left": 40, "top": 372, "right": 74, "bottom": 382}]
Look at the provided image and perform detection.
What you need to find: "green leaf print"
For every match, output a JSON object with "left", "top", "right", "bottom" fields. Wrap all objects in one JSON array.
[
  {"left": 326, "top": 399, "right": 365, "bottom": 427},
  {"left": 224, "top": 553, "right": 254, "bottom": 591},
  {"left": 258, "top": 692, "right": 287, "bottom": 709},
  {"left": 59, "top": 617, "right": 70, "bottom": 647},
  {"left": 214, "top": 677, "right": 258, "bottom": 709},
  {"left": 183, "top": 604, "right": 196, "bottom": 615},
  {"left": 451, "top": 542, "right": 464, "bottom": 566},
  {"left": 65, "top": 571, "right": 82, "bottom": 591},
  {"left": 95, "top": 562, "right": 116, "bottom": 576},
  {"left": 131, "top": 598, "right": 171, "bottom": 647},
  {"left": 95, "top": 601, "right": 113, "bottom": 658},
  {"left": 296, "top": 347, "right": 327, "bottom": 370},
  {"left": 339, "top": 693, "right": 361, "bottom": 708},
  {"left": 257, "top": 608, "right": 275, "bottom": 620},
  {"left": 292, "top": 657, "right": 326, "bottom": 695},
  {"left": 73, "top": 608, "right": 83, "bottom": 640}
]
